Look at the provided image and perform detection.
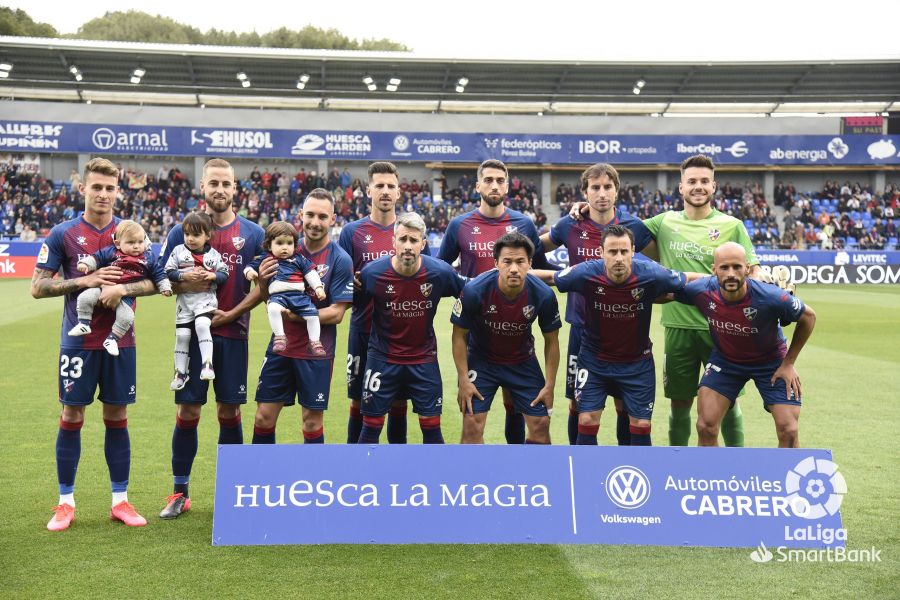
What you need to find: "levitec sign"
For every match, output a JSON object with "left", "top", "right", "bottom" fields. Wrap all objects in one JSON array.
[{"left": 212, "top": 445, "right": 844, "bottom": 546}]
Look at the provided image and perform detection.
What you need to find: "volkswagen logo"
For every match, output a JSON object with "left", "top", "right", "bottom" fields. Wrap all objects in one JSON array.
[
  {"left": 605, "top": 465, "right": 650, "bottom": 509},
  {"left": 92, "top": 127, "right": 116, "bottom": 150}
]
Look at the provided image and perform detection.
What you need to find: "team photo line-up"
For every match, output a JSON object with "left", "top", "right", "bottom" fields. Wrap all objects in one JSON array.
[{"left": 33, "top": 154, "right": 815, "bottom": 531}]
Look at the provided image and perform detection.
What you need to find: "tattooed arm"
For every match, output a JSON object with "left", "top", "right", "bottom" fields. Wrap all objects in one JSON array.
[
  {"left": 31, "top": 266, "right": 123, "bottom": 299},
  {"left": 98, "top": 278, "right": 157, "bottom": 308}
]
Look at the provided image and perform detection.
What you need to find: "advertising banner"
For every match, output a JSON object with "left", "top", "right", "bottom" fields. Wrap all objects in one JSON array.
[
  {"left": 212, "top": 445, "right": 846, "bottom": 547},
  {"left": 4, "top": 119, "right": 900, "bottom": 165}
]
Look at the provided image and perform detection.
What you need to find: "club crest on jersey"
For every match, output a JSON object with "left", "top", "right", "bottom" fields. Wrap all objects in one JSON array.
[
  {"left": 522, "top": 305, "right": 535, "bottom": 319},
  {"left": 631, "top": 287, "right": 645, "bottom": 300},
  {"left": 743, "top": 307, "right": 758, "bottom": 320},
  {"left": 472, "top": 226, "right": 481, "bottom": 235},
  {"left": 452, "top": 298, "right": 463, "bottom": 318},
  {"left": 63, "top": 379, "right": 74, "bottom": 393},
  {"left": 708, "top": 228, "right": 721, "bottom": 241},
  {"left": 232, "top": 236, "right": 245, "bottom": 250},
  {"left": 506, "top": 225, "right": 518, "bottom": 233},
  {"left": 420, "top": 282, "right": 433, "bottom": 297},
  {"left": 316, "top": 264, "right": 329, "bottom": 278}
]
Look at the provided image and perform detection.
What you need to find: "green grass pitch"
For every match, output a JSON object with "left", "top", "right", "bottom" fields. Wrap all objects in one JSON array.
[{"left": 1, "top": 280, "right": 897, "bottom": 599}]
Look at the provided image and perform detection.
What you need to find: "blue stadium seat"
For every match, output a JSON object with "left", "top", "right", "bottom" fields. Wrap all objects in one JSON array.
[
  {"left": 889, "top": 237, "right": 898, "bottom": 247},
  {"left": 847, "top": 236, "right": 857, "bottom": 246}
]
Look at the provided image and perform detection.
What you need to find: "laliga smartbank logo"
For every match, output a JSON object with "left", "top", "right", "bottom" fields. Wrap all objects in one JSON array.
[{"left": 746, "top": 458, "right": 879, "bottom": 564}]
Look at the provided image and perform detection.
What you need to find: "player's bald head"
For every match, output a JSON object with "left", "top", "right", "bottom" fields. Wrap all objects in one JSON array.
[{"left": 713, "top": 242, "right": 747, "bottom": 268}]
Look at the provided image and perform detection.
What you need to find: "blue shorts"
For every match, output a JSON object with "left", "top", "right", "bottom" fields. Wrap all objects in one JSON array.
[
  {"left": 360, "top": 355, "right": 443, "bottom": 417},
  {"left": 269, "top": 291, "right": 318, "bottom": 318},
  {"left": 175, "top": 335, "right": 249, "bottom": 405},
  {"left": 574, "top": 351, "right": 656, "bottom": 421},
  {"left": 58, "top": 347, "right": 137, "bottom": 406},
  {"left": 255, "top": 351, "right": 333, "bottom": 409},
  {"left": 700, "top": 352, "right": 801, "bottom": 410},
  {"left": 468, "top": 354, "right": 548, "bottom": 417},
  {"left": 346, "top": 327, "right": 369, "bottom": 401},
  {"left": 565, "top": 325, "right": 583, "bottom": 401}
]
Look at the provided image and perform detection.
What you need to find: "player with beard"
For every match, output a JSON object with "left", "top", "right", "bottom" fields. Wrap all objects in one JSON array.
[
  {"left": 339, "top": 162, "right": 431, "bottom": 445},
  {"left": 439, "top": 159, "right": 555, "bottom": 444},
  {"left": 674, "top": 243, "right": 815, "bottom": 447},
  {"left": 642, "top": 155, "right": 760, "bottom": 447},
  {"left": 356, "top": 213, "right": 466, "bottom": 444},
  {"left": 34, "top": 158, "right": 158, "bottom": 531},
  {"left": 540, "top": 163, "right": 652, "bottom": 446},
  {"left": 156, "top": 158, "right": 265, "bottom": 519},
  {"left": 252, "top": 189, "right": 353, "bottom": 445}
]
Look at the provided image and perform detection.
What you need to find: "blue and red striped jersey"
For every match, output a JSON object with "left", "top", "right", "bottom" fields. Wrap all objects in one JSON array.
[
  {"left": 359, "top": 254, "right": 465, "bottom": 364},
  {"left": 451, "top": 271, "right": 561, "bottom": 364},
  {"left": 438, "top": 208, "right": 552, "bottom": 277},
  {"left": 555, "top": 257, "right": 686, "bottom": 362},
  {"left": 675, "top": 277, "right": 805, "bottom": 364},
  {"left": 37, "top": 215, "right": 134, "bottom": 350},
  {"left": 549, "top": 211, "right": 652, "bottom": 326},
  {"left": 338, "top": 216, "right": 431, "bottom": 334}
]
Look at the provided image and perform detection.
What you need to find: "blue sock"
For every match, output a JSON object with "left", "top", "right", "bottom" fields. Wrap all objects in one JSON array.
[
  {"left": 387, "top": 403, "right": 408, "bottom": 444},
  {"left": 567, "top": 407, "right": 578, "bottom": 445},
  {"left": 358, "top": 416, "right": 384, "bottom": 444},
  {"left": 252, "top": 425, "right": 276, "bottom": 444},
  {"left": 630, "top": 424, "right": 652, "bottom": 446},
  {"left": 303, "top": 427, "right": 324, "bottom": 444},
  {"left": 56, "top": 419, "right": 83, "bottom": 495},
  {"left": 218, "top": 415, "right": 243, "bottom": 445},
  {"left": 616, "top": 409, "right": 631, "bottom": 446},
  {"left": 503, "top": 400, "right": 526, "bottom": 445},
  {"left": 104, "top": 418, "right": 130, "bottom": 493},
  {"left": 419, "top": 416, "right": 444, "bottom": 444},
  {"left": 347, "top": 405, "right": 362, "bottom": 444},
  {"left": 576, "top": 424, "right": 599, "bottom": 445},
  {"left": 172, "top": 416, "right": 199, "bottom": 494}
]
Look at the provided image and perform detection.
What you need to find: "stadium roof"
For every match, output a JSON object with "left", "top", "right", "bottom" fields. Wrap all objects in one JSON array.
[{"left": 2, "top": 37, "right": 899, "bottom": 115}]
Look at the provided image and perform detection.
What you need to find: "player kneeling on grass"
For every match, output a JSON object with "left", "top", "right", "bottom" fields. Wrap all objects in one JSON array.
[
  {"left": 164, "top": 212, "right": 229, "bottom": 389},
  {"left": 674, "top": 243, "right": 815, "bottom": 448},
  {"left": 244, "top": 221, "right": 326, "bottom": 356},
  {"left": 451, "top": 232, "right": 561, "bottom": 444},
  {"left": 69, "top": 219, "right": 172, "bottom": 356}
]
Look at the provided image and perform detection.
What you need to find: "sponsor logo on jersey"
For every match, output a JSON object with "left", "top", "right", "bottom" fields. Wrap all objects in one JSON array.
[
  {"left": 708, "top": 302, "right": 717, "bottom": 311},
  {"left": 386, "top": 284, "right": 395, "bottom": 294},
  {"left": 37, "top": 243, "right": 50, "bottom": 264},
  {"left": 452, "top": 298, "right": 463, "bottom": 318},
  {"left": 472, "top": 226, "right": 481, "bottom": 235},
  {"left": 580, "top": 230, "right": 590, "bottom": 239},
  {"left": 232, "top": 236, "right": 245, "bottom": 250},
  {"left": 486, "top": 304, "right": 497, "bottom": 314},
  {"left": 420, "top": 282, "right": 433, "bottom": 297},
  {"left": 743, "top": 307, "right": 758, "bottom": 320},
  {"left": 596, "top": 286, "right": 605, "bottom": 295},
  {"left": 364, "top": 234, "right": 373, "bottom": 244},
  {"left": 77, "top": 236, "right": 87, "bottom": 246}
]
